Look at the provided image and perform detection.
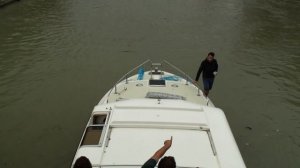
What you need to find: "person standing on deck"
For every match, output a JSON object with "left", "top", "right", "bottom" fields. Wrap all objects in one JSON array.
[{"left": 194, "top": 52, "right": 218, "bottom": 97}]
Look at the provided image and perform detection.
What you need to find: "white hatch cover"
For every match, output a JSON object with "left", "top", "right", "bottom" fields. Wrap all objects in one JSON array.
[{"left": 100, "top": 128, "right": 219, "bottom": 168}]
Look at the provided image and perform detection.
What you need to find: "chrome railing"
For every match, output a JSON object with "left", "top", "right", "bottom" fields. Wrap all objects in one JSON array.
[
  {"left": 106, "top": 59, "right": 204, "bottom": 103},
  {"left": 163, "top": 60, "right": 202, "bottom": 96},
  {"left": 106, "top": 59, "right": 152, "bottom": 103}
]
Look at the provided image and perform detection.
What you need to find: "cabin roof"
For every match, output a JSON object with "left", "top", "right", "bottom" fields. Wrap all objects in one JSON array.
[
  {"left": 74, "top": 99, "right": 245, "bottom": 168},
  {"left": 101, "top": 128, "right": 218, "bottom": 168},
  {"left": 102, "top": 99, "right": 208, "bottom": 126}
]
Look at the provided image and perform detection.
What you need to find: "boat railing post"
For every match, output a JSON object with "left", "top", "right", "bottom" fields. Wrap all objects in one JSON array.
[
  {"left": 106, "top": 59, "right": 151, "bottom": 101},
  {"left": 160, "top": 63, "right": 163, "bottom": 79},
  {"left": 114, "top": 84, "right": 117, "bottom": 94},
  {"left": 150, "top": 63, "right": 153, "bottom": 79},
  {"left": 163, "top": 60, "right": 204, "bottom": 97},
  {"left": 125, "top": 75, "right": 128, "bottom": 84},
  {"left": 185, "top": 75, "right": 188, "bottom": 85}
]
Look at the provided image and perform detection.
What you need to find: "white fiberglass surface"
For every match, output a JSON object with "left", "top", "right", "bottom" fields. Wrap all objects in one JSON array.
[
  {"left": 110, "top": 108, "right": 207, "bottom": 126},
  {"left": 101, "top": 128, "right": 219, "bottom": 168}
]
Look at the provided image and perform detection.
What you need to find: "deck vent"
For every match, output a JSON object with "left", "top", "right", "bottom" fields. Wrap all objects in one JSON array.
[
  {"left": 146, "top": 92, "right": 186, "bottom": 100},
  {"left": 136, "top": 83, "right": 143, "bottom": 87},
  {"left": 149, "top": 79, "right": 165, "bottom": 86},
  {"left": 171, "top": 84, "right": 179, "bottom": 87}
]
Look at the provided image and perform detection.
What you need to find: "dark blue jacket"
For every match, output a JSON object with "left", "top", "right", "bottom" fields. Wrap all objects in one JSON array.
[{"left": 195, "top": 59, "right": 218, "bottom": 81}]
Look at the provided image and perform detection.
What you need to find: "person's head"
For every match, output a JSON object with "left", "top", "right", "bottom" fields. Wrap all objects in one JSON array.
[
  {"left": 158, "top": 156, "right": 176, "bottom": 168},
  {"left": 74, "top": 156, "right": 92, "bottom": 168},
  {"left": 206, "top": 52, "right": 215, "bottom": 62}
]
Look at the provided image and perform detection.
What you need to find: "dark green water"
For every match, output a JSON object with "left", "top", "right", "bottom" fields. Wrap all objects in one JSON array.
[{"left": 0, "top": 0, "right": 299, "bottom": 167}]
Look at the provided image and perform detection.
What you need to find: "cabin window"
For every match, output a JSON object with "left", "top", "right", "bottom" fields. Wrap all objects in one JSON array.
[
  {"left": 80, "top": 113, "right": 108, "bottom": 146},
  {"left": 93, "top": 114, "right": 107, "bottom": 124},
  {"left": 81, "top": 126, "right": 103, "bottom": 146}
]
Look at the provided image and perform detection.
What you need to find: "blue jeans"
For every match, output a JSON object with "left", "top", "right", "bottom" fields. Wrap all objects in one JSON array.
[{"left": 203, "top": 78, "right": 214, "bottom": 91}]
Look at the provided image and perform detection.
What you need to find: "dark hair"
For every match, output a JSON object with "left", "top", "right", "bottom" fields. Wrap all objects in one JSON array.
[
  {"left": 74, "top": 156, "right": 92, "bottom": 168},
  {"left": 158, "top": 156, "right": 176, "bottom": 168},
  {"left": 208, "top": 52, "right": 215, "bottom": 57}
]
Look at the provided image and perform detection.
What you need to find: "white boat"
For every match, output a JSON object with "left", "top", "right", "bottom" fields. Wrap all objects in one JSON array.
[{"left": 72, "top": 60, "right": 246, "bottom": 168}]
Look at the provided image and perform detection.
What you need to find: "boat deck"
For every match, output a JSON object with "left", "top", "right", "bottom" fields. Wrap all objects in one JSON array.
[
  {"left": 72, "top": 62, "right": 246, "bottom": 168},
  {"left": 73, "top": 99, "right": 245, "bottom": 168},
  {"left": 102, "top": 71, "right": 214, "bottom": 107}
]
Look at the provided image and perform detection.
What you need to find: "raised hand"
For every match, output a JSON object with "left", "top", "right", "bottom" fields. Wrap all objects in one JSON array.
[{"left": 164, "top": 136, "right": 173, "bottom": 149}]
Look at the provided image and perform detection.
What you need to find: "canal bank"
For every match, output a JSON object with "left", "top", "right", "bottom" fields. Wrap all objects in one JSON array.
[{"left": 0, "top": 0, "right": 20, "bottom": 8}]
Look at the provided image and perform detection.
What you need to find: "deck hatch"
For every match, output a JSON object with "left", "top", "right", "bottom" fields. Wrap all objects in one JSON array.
[
  {"left": 149, "top": 71, "right": 164, "bottom": 75},
  {"left": 146, "top": 92, "right": 186, "bottom": 100},
  {"left": 149, "top": 79, "right": 166, "bottom": 86}
]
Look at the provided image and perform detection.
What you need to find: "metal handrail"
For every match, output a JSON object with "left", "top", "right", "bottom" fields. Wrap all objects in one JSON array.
[
  {"left": 163, "top": 60, "right": 201, "bottom": 96},
  {"left": 106, "top": 59, "right": 203, "bottom": 103},
  {"left": 163, "top": 60, "right": 193, "bottom": 82},
  {"left": 106, "top": 59, "right": 151, "bottom": 103}
]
